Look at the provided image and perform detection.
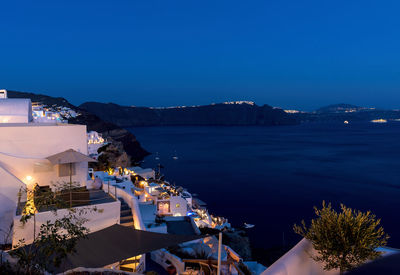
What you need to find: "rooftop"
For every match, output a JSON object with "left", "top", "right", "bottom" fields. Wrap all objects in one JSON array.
[
  {"left": 139, "top": 203, "right": 157, "bottom": 224},
  {"left": 0, "top": 122, "right": 83, "bottom": 127},
  {"left": 166, "top": 217, "right": 198, "bottom": 236}
]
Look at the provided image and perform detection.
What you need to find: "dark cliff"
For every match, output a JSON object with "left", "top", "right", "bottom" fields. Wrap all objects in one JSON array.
[
  {"left": 7, "top": 90, "right": 149, "bottom": 162},
  {"left": 79, "top": 102, "right": 299, "bottom": 127}
]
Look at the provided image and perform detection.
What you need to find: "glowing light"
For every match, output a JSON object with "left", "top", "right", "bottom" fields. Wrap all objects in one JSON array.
[
  {"left": 26, "top": 175, "right": 33, "bottom": 181},
  {"left": 23, "top": 189, "right": 37, "bottom": 215},
  {"left": 371, "top": 119, "right": 387, "bottom": 123}
]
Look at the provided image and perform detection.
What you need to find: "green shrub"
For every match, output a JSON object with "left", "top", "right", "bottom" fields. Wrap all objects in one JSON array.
[{"left": 294, "top": 201, "right": 389, "bottom": 274}]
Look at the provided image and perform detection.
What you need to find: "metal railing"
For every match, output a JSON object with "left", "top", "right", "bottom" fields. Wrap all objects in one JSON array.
[{"left": 16, "top": 186, "right": 118, "bottom": 214}]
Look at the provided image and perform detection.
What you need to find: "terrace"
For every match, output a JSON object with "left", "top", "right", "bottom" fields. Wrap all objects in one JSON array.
[
  {"left": 13, "top": 185, "right": 121, "bottom": 246},
  {"left": 16, "top": 185, "right": 116, "bottom": 215}
]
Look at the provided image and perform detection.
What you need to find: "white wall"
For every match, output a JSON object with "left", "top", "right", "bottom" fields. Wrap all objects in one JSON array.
[
  {"left": 88, "top": 143, "right": 103, "bottom": 155},
  {"left": 113, "top": 185, "right": 146, "bottom": 230},
  {"left": 151, "top": 249, "right": 186, "bottom": 274},
  {"left": 0, "top": 98, "right": 32, "bottom": 123},
  {"left": 156, "top": 196, "right": 188, "bottom": 217},
  {"left": 0, "top": 124, "right": 88, "bottom": 189},
  {"left": 170, "top": 196, "right": 187, "bottom": 216},
  {"left": 261, "top": 238, "right": 339, "bottom": 275},
  {"left": 130, "top": 167, "right": 155, "bottom": 180},
  {"left": 0, "top": 164, "right": 24, "bottom": 244},
  {"left": 12, "top": 200, "right": 121, "bottom": 246}
]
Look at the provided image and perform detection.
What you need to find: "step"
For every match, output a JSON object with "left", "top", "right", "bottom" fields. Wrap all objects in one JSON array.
[
  {"left": 120, "top": 215, "right": 133, "bottom": 222},
  {"left": 121, "top": 258, "right": 140, "bottom": 265},
  {"left": 118, "top": 198, "right": 127, "bottom": 204},
  {"left": 121, "top": 204, "right": 130, "bottom": 210},
  {"left": 120, "top": 209, "right": 131, "bottom": 217},
  {"left": 120, "top": 221, "right": 134, "bottom": 227},
  {"left": 119, "top": 266, "right": 134, "bottom": 272}
]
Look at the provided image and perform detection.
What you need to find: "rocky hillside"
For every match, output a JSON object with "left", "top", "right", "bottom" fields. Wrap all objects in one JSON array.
[
  {"left": 7, "top": 90, "right": 149, "bottom": 163},
  {"left": 79, "top": 102, "right": 299, "bottom": 127}
]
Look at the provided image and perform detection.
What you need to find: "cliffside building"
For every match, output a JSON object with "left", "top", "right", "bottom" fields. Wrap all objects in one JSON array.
[{"left": 0, "top": 96, "right": 102, "bottom": 244}]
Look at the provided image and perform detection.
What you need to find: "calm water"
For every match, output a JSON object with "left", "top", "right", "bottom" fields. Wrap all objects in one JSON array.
[{"left": 129, "top": 123, "right": 400, "bottom": 250}]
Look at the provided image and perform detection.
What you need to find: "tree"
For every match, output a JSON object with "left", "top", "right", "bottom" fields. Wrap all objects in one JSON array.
[
  {"left": 293, "top": 201, "right": 389, "bottom": 274},
  {"left": 11, "top": 183, "right": 97, "bottom": 274},
  {"left": 11, "top": 212, "right": 89, "bottom": 274}
]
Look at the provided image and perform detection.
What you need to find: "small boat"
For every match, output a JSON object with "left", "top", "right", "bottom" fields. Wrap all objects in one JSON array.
[
  {"left": 244, "top": 223, "right": 255, "bottom": 229},
  {"left": 155, "top": 152, "right": 160, "bottom": 160},
  {"left": 371, "top": 119, "right": 387, "bottom": 123},
  {"left": 344, "top": 120, "right": 349, "bottom": 124},
  {"left": 172, "top": 151, "right": 178, "bottom": 160}
]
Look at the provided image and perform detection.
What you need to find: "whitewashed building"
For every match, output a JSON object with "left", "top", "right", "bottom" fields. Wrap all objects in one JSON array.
[
  {"left": 0, "top": 96, "right": 113, "bottom": 244},
  {"left": 87, "top": 130, "right": 106, "bottom": 156}
]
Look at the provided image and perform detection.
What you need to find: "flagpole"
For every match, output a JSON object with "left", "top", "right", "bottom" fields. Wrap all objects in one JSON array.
[
  {"left": 217, "top": 232, "right": 222, "bottom": 275},
  {"left": 69, "top": 162, "right": 72, "bottom": 207}
]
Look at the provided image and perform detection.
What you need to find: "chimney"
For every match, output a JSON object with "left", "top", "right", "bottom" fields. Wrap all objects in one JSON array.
[{"left": 0, "top": 89, "right": 7, "bottom": 99}]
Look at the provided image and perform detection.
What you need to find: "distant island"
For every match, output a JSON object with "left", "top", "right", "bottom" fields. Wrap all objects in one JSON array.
[
  {"left": 7, "top": 89, "right": 400, "bottom": 162},
  {"left": 79, "top": 101, "right": 400, "bottom": 127},
  {"left": 79, "top": 101, "right": 298, "bottom": 127},
  {"left": 291, "top": 103, "right": 400, "bottom": 123}
]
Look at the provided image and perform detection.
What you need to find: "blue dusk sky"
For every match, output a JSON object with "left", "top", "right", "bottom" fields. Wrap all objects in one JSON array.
[{"left": 0, "top": 0, "right": 399, "bottom": 110}]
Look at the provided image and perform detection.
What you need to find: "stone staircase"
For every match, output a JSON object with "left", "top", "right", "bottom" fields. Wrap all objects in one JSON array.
[
  {"left": 119, "top": 198, "right": 134, "bottom": 227},
  {"left": 118, "top": 198, "right": 142, "bottom": 273}
]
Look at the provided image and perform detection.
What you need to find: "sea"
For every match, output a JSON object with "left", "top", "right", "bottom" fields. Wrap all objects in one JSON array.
[{"left": 128, "top": 122, "right": 400, "bottom": 252}]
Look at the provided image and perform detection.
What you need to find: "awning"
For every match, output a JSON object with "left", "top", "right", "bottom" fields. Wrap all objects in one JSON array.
[
  {"left": 46, "top": 149, "right": 97, "bottom": 165},
  {"left": 53, "top": 224, "right": 203, "bottom": 272}
]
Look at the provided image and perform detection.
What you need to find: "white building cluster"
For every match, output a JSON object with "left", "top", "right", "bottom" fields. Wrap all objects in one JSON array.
[
  {"left": 0, "top": 92, "right": 251, "bottom": 274},
  {"left": 87, "top": 130, "right": 106, "bottom": 156},
  {"left": 32, "top": 102, "right": 79, "bottom": 123},
  {"left": 0, "top": 89, "right": 79, "bottom": 124}
]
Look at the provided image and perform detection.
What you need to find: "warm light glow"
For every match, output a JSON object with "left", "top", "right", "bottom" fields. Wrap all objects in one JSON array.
[
  {"left": 26, "top": 175, "right": 33, "bottom": 181},
  {"left": 371, "top": 119, "right": 387, "bottom": 123},
  {"left": 23, "top": 189, "right": 37, "bottom": 215},
  {"left": 107, "top": 168, "right": 114, "bottom": 175},
  {"left": 140, "top": 180, "right": 148, "bottom": 187}
]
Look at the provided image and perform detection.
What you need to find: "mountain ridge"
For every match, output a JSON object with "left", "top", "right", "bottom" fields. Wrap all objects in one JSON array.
[{"left": 79, "top": 101, "right": 299, "bottom": 127}]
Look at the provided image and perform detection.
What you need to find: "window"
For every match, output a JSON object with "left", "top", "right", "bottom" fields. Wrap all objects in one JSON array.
[
  {"left": 58, "top": 163, "right": 76, "bottom": 177},
  {"left": 157, "top": 201, "right": 170, "bottom": 214},
  {"left": 175, "top": 203, "right": 180, "bottom": 208}
]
